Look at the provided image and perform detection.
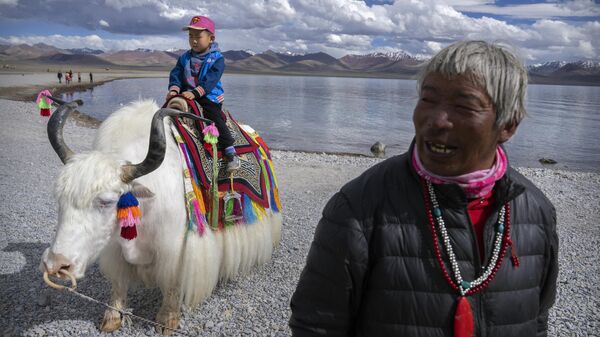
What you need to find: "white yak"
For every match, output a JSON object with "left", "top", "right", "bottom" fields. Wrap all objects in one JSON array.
[{"left": 40, "top": 98, "right": 282, "bottom": 334}]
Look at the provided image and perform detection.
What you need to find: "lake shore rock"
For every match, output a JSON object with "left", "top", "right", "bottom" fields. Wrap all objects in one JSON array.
[{"left": 1, "top": 99, "right": 598, "bottom": 336}]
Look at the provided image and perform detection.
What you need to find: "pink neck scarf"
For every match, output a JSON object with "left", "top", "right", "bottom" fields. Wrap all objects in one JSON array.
[{"left": 412, "top": 146, "right": 508, "bottom": 199}]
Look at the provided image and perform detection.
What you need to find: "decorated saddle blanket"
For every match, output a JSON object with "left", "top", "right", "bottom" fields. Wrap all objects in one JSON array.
[{"left": 165, "top": 97, "right": 281, "bottom": 232}]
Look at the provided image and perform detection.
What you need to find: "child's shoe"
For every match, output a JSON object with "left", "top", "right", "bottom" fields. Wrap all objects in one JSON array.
[{"left": 226, "top": 154, "right": 241, "bottom": 172}]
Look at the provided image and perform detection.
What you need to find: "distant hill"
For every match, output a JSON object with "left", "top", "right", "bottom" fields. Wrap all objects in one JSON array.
[
  {"left": 99, "top": 49, "right": 177, "bottom": 66},
  {"left": 222, "top": 50, "right": 253, "bottom": 62},
  {"left": 66, "top": 48, "right": 104, "bottom": 55},
  {"left": 341, "top": 51, "right": 422, "bottom": 70},
  {"left": 0, "top": 42, "right": 598, "bottom": 85},
  {"left": 528, "top": 60, "right": 600, "bottom": 86},
  {"left": 0, "top": 43, "right": 65, "bottom": 60},
  {"left": 36, "top": 53, "right": 113, "bottom": 66}
]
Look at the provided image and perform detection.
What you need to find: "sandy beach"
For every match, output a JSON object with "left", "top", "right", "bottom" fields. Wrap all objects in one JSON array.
[
  {"left": 0, "top": 70, "right": 165, "bottom": 102},
  {"left": 0, "top": 76, "right": 598, "bottom": 336}
]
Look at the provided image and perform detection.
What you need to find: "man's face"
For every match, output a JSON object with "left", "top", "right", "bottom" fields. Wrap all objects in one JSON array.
[
  {"left": 188, "top": 29, "right": 213, "bottom": 53},
  {"left": 412, "top": 73, "right": 516, "bottom": 176}
]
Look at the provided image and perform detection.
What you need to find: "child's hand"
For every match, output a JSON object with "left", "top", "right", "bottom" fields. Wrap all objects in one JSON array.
[
  {"left": 166, "top": 90, "right": 177, "bottom": 101},
  {"left": 182, "top": 91, "right": 195, "bottom": 100}
]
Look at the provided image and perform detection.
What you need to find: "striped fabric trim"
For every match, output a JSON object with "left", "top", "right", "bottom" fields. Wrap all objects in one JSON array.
[
  {"left": 169, "top": 85, "right": 180, "bottom": 93},
  {"left": 216, "top": 94, "right": 224, "bottom": 103},
  {"left": 194, "top": 86, "right": 205, "bottom": 97}
]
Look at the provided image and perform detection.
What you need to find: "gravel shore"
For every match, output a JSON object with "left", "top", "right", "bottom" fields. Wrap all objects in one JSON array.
[{"left": 0, "top": 99, "right": 598, "bottom": 337}]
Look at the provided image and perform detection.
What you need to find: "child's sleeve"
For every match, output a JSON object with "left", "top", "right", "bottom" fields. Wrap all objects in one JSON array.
[
  {"left": 168, "top": 56, "right": 184, "bottom": 93},
  {"left": 192, "top": 57, "right": 225, "bottom": 99}
]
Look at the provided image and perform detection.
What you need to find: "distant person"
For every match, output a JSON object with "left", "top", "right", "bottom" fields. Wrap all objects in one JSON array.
[
  {"left": 89, "top": 72, "right": 93, "bottom": 83},
  {"left": 68, "top": 69, "right": 73, "bottom": 78},
  {"left": 77, "top": 72, "right": 81, "bottom": 83},
  {"left": 290, "top": 40, "right": 558, "bottom": 337},
  {"left": 65, "top": 72, "right": 71, "bottom": 85},
  {"left": 57, "top": 71, "right": 62, "bottom": 84},
  {"left": 166, "top": 15, "right": 239, "bottom": 172}
]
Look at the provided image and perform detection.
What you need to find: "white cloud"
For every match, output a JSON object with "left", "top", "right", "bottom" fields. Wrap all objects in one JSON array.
[
  {"left": 0, "top": 0, "right": 18, "bottom": 5},
  {"left": 326, "top": 34, "right": 372, "bottom": 47},
  {"left": 426, "top": 41, "right": 442, "bottom": 53},
  {"left": 104, "top": 0, "right": 160, "bottom": 11},
  {"left": 454, "top": 0, "right": 600, "bottom": 19},
  {"left": 0, "top": 34, "right": 189, "bottom": 52},
  {"left": 0, "top": 0, "right": 597, "bottom": 61}
]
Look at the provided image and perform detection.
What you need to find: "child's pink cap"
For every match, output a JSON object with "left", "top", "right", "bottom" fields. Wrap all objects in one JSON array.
[{"left": 183, "top": 16, "right": 215, "bottom": 35}]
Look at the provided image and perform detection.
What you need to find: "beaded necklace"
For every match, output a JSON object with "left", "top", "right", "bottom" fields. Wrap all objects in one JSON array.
[{"left": 422, "top": 179, "right": 514, "bottom": 337}]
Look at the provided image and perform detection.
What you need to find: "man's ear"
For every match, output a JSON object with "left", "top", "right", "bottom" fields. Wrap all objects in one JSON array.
[
  {"left": 130, "top": 182, "right": 155, "bottom": 200},
  {"left": 498, "top": 121, "right": 519, "bottom": 144}
]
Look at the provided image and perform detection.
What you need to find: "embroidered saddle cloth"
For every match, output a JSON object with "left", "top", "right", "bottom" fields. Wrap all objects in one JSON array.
[{"left": 164, "top": 97, "right": 274, "bottom": 209}]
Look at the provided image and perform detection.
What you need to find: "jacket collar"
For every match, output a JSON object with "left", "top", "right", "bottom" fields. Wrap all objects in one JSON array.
[{"left": 407, "top": 138, "right": 525, "bottom": 209}]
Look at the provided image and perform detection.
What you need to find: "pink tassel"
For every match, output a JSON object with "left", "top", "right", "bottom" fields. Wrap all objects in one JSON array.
[{"left": 192, "top": 199, "right": 206, "bottom": 236}]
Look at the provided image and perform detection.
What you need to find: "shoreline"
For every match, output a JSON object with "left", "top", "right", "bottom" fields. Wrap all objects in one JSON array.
[
  {"left": 0, "top": 98, "right": 598, "bottom": 336},
  {"left": 0, "top": 73, "right": 591, "bottom": 172}
]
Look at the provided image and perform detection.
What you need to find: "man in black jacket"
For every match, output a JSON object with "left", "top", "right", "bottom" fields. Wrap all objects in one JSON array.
[{"left": 290, "top": 40, "right": 558, "bottom": 337}]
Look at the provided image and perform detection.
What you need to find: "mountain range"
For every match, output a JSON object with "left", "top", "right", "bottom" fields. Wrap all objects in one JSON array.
[{"left": 1, "top": 43, "right": 598, "bottom": 85}]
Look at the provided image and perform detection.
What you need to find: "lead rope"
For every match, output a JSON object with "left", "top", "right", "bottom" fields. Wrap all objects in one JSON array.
[{"left": 43, "top": 271, "right": 192, "bottom": 336}]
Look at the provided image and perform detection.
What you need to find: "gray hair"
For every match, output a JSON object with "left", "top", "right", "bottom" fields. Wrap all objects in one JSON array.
[{"left": 417, "top": 40, "right": 527, "bottom": 127}]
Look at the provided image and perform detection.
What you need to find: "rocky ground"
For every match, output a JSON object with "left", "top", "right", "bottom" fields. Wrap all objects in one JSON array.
[{"left": 0, "top": 99, "right": 598, "bottom": 336}]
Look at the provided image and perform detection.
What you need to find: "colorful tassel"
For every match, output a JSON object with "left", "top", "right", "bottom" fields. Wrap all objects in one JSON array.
[
  {"left": 192, "top": 199, "right": 206, "bottom": 235},
  {"left": 36, "top": 90, "right": 53, "bottom": 117},
  {"left": 117, "top": 191, "right": 141, "bottom": 240},
  {"left": 202, "top": 124, "right": 219, "bottom": 144},
  {"left": 454, "top": 296, "right": 474, "bottom": 337},
  {"left": 242, "top": 194, "right": 257, "bottom": 225},
  {"left": 264, "top": 160, "right": 280, "bottom": 213},
  {"left": 201, "top": 123, "right": 220, "bottom": 231}
]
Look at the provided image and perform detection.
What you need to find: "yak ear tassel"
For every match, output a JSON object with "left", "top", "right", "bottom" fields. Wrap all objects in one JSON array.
[{"left": 117, "top": 191, "right": 141, "bottom": 240}]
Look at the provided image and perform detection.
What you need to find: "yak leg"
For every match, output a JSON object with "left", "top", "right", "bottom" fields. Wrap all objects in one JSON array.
[
  {"left": 155, "top": 288, "right": 181, "bottom": 335},
  {"left": 100, "top": 281, "right": 128, "bottom": 332}
]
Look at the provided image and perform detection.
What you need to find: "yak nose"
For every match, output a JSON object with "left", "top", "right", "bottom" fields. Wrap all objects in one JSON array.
[{"left": 42, "top": 250, "right": 73, "bottom": 276}]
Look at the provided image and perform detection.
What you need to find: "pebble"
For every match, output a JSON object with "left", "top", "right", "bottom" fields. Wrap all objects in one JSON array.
[{"left": 0, "top": 99, "right": 598, "bottom": 336}]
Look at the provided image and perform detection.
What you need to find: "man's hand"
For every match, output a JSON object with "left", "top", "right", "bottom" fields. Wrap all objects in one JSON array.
[
  {"left": 182, "top": 91, "right": 195, "bottom": 100},
  {"left": 165, "top": 90, "right": 177, "bottom": 101}
]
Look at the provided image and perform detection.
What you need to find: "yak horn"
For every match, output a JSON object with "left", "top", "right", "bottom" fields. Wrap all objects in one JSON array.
[
  {"left": 121, "top": 108, "right": 213, "bottom": 183},
  {"left": 46, "top": 96, "right": 83, "bottom": 164}
]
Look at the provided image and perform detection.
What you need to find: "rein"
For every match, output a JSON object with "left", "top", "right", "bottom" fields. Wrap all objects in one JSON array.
[{"left": 43, "top": 271, "right": 192, "bottom": 336}]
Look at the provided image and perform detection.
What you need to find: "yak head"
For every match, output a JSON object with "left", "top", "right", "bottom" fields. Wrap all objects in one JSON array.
[{"left": 40, "top": 98, "right": 204, "bottom": 279}]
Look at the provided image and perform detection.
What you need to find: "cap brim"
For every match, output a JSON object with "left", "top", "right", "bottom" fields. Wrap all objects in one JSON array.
[{"left": 182, "top": 26, "right": 208, "bottom": 31}]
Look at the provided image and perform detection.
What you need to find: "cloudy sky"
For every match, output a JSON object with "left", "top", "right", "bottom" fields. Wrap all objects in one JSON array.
[{"left": 0, "top": 0, "right": 598, "bottom": 63}]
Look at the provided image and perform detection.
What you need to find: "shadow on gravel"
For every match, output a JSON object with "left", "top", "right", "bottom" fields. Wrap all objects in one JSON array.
[{"left": 0, "top": 242, "right": 167, "bottom": 335}]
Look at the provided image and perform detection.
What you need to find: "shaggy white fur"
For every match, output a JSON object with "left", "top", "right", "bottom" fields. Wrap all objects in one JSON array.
[{"left": 42, "top": 99, "right": 282, "bottom": 328}]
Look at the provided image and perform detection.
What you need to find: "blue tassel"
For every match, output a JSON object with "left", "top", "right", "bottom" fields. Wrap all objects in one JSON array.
[
  {"left": 117, "top": 191, "right": 139, "bottom": 207},
  {"left": 242, "top": 194, "right": 257, "bottom": 225},
  {"left": 269, "top": 187, "right": 279, "bottom": 213}
]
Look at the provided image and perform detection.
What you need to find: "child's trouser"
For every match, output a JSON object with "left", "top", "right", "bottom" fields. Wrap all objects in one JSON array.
[{"left": 198, "top": 96, "right": 234, "bottom": 150}]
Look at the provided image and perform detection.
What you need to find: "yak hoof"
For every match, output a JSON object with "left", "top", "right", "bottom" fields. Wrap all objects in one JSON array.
[
  {"left": 100, "top": 310, "right": 122, "bottom": 332},
  {"left": 155, "top": 312, "right": 180, "bottom": 335}
]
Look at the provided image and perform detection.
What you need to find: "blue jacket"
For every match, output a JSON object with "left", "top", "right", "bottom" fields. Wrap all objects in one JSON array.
[{"left": 169, "top": 44, "right": 225, "bottom": 104}]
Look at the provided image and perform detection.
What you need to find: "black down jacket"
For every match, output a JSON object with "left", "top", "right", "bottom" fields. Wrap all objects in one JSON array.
[{"left": 290, "top": 149, "right": 558, "bottom": 337}]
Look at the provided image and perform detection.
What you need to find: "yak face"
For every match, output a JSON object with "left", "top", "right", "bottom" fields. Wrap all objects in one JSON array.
[{"left": 41, "top": 152, "right": 154, "bottom": 279}]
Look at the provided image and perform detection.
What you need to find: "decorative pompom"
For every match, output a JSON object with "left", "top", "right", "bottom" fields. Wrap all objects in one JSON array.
[
  {"left": 117, "top": 192, "right": 141, "bottom": 240},
  {"left": 202, "top": 124, "right": 219, "bottom": 144},
  {"left": 36, "top": 90, "right": 53, "bottom": 116}
]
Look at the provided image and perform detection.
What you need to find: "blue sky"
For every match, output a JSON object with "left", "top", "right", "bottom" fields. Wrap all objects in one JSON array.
[{"left": 0, "top": 0, "right": 598, "bottom": 63}]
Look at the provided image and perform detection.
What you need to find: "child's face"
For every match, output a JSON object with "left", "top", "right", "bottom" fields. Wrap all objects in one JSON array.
[{"left": 188, "top": 29, "right": 213, "bottom": 53}]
